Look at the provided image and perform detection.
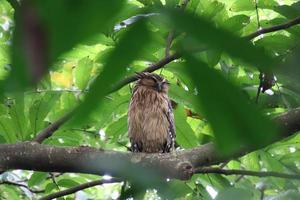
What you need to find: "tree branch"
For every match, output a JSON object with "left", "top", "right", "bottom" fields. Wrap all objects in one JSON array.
[
  {"left": 194, "top": 167, "right": 300, "bottom": 180},
  {"left": 111, "top": 52, "right": 181, "bottom": 92},
  {"left": 40, "top": 178, "right": 122, "bottom": 200},
  {"left": 0, "top": 180, "right": 45, "bottom": 193},
  {"left": 245, "top": 16, "right": 300, "bottom": 40},
  {"left": 32, "top": 111, "right": 74, "bottom": 143},
  {"left": 1, "top": 107, "right": 300, "bottom": 180}
]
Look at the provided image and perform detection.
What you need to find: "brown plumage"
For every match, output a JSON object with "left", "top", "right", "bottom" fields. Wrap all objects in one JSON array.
[{"left": 128, "top": 72, "right": 175, "bottom": 153}]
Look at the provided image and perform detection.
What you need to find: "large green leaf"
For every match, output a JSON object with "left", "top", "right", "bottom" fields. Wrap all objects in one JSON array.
[
  {"left": 106, "top": 115, "right": 128, "bottom": 142},
  {"left": 72, "top": 20, "right": 152, "bottom": 124},
  {"left": 10, "top": 0, "right": 125, "bottom": 90},
  {"left": 174, "top": 105, "right": 199, "bottom": 148},
  {"left": 230, "top": 0, "right": 278, "bottom": 12},
  {"left": 184, "top": 55, "right": 278, "bottom": 154},
  {"left": 29, "top": 93, "right": 61, "bottom": 135},
  {"left": 162, "top": 8, "right": 276, "bottom": 70},
  {"left": 216, "top": 188, "right": 254, "bottom": 200},
  {"left": 74, "top": 57, "right": 94, "bottom": 90},
  {"left": 28, "top": 172, "right": 48, "bottom": 187}
]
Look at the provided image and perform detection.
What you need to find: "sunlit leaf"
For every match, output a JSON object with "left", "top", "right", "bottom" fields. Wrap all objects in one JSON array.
[
  {"left": 28, "top": 172, "right": 48, "bottom": 187},
  {"left": 174, "top": 105, "right": 199, "bottom": 148}
]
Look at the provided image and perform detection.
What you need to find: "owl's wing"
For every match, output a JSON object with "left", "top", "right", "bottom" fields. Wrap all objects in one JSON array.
[{"left": 165, "top": 100, "right": 176, "bottom": 152}]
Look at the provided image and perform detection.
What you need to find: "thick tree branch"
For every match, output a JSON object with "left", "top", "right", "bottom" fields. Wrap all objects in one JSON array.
[
  {"left": 245, "top": 16, "right": 300, "bottom": 40},
  {"left": 40, "top": 178, "right": 122, "bottom": 200},
  {"left": 0, "top": 180, "right": 45, "bottom": 193},
  {"left": 1, "top": 108, "right": 300, "bottom": 180},
  {"left": 194, "top": 167, "right": 300, "bottom": 180}
]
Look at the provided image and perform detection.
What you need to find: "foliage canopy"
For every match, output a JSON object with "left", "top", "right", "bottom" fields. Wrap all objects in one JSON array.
[{"left": 0, "top": 0, "right": 300, "bottom": 199}]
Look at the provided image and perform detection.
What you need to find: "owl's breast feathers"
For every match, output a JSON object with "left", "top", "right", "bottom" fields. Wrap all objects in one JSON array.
[{"left": 128, "top": 86, "right": 175, "bottom": 153}]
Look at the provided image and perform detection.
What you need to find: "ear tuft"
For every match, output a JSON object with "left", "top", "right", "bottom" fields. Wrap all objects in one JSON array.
[{"left": 135, "top": 72, "right": 150, "bottom": 79}]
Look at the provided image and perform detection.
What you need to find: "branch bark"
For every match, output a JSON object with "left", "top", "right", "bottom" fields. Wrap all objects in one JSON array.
[
  {"left": 39, "top": 178, "right": 122, "bottom": 200},
  {"left": 1, "top": 107, "right": 300, "bottom": 180},
  {"left": 195, "top": 167, "right": 300, "bottom": 180}
]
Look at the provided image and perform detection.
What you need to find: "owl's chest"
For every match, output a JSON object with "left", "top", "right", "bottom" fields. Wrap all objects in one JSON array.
[
  {"left": 128, "top": 89, "right": 171, "bottom": 152},
  {"left": 129, "top": 90, "right": 169, "bottom": 116}
]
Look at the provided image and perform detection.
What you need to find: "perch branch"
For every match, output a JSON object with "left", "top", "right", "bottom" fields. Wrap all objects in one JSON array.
[{"left": 1, "top": 107, "right": 300, "bottom": 180}]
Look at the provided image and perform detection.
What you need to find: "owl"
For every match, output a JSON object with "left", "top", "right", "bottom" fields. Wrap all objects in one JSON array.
[{"left": 128, "top": 72, "right": 175, "bottom": 153}]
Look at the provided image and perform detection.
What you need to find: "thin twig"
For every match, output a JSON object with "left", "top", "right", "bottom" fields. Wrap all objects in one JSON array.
[
  {"left": 254, "top": 0, "right": 261, "bottom": 28},
  {"left": 39, "top": 178, "right": 122, "bottom": 200},
  {"left": 50, "top": 173, "right": 60, "bottom": 191},
  {"left": 194, "top": 167, "right": 300, "bottom": 180},
  {"left": 0, "top": 180, "right": 45, "bottom": 193},
  {"left": 245, "top": 16, "right": 300, "bottom": 40},
  {"left": 165, "top": 31, "right": 175, "bottom": 57}
]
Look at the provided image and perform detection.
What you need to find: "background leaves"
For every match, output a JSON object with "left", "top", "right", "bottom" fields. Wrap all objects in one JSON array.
[{"left": 0, "top": 0, "right": 300, "bottom": 199}]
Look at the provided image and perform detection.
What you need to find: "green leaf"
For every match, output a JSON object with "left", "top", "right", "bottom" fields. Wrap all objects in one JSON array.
[
  {"left": 241, "top": 152, "right": 260, "bottom": 171},
  {"left": 168, "top": 84, "right": 197, "bottom": 111},
  {"left": 231, "top": 0, "right": 278, "bottom": 12},
  {"left": 196, "top": 0, "right": 225, "bottom": 19},
  {"left": 174, "top": 105, "right": 199, "bottom": 148},
  {"left": 8, "top": 95, "right": 28, "bottom": 140},
  {"left": 222, "top": 15, "right": 250, "bottom": 34},
  {"left": 29, "top": 93, "right": 61, "bottom": 135},
  {"left": 10, "top": 0, "right": 125, "bottom": 90},
  {"left": 168, "top": 180, "right": 192, "bottom": 199},
  {"left": 216, "top": 188, "right": 253, "bottom": 200},
  {"left": 274, "top": 2, "right": 300, "bottom": 19},
  {"left": 72, "top": 19, "right": 152, "bottom": 124},
  {"left": 91, "top": 93, "right": 129, "bottom": 129},
  {"left": 106, "top": 115, "right": 128, "bottom": 141},
  {"left": 162, "top": 8, "right": 276, "bottom": 70},
  {"left": 184, "top": 55, "right": 278, "bottom": 155},
  {"left": 0, "top": 116, "right": 17, "bottom": 143},
  {"left": 166, "top": 62, "right": 195, "bottom": 89},
  {"left": 255, "top": 35, "right": 295, "bottom": 55},
  {"left": 45, "top": 183, "right": 58, "bottom": 194},
  {"left": 74, "top": 57, "right": 94, "bottom": 90},
  {"left": 28, "top": 172, "right": 48, "bottom": 187},
  {"left": 57, "top": 179, "right": 79, "bottom": 188}
]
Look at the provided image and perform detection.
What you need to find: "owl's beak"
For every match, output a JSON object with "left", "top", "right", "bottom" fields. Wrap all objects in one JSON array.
[{"left": 156, "top": 82, "right": 162, "bottom": 92}]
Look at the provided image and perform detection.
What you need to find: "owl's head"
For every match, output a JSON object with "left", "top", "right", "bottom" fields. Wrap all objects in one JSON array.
[{"left": 136, "top": 72, "right": 169, "bottom": 93}]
